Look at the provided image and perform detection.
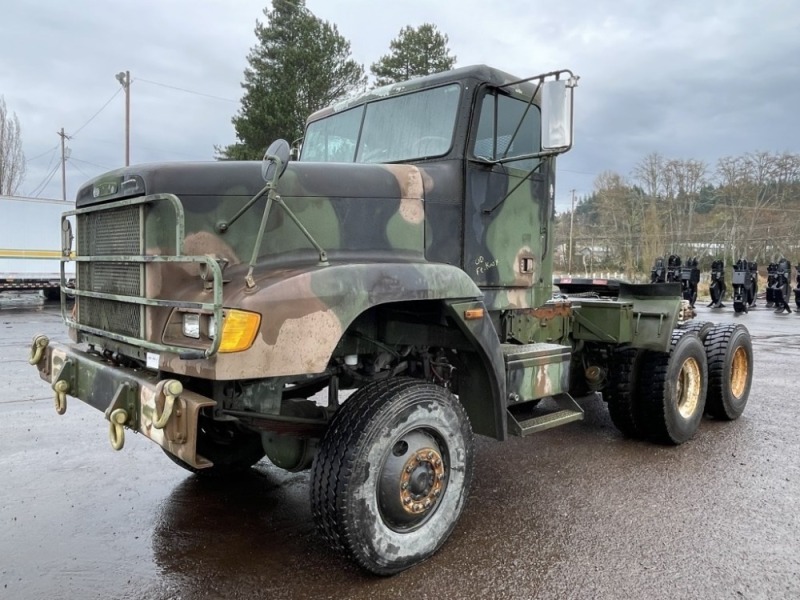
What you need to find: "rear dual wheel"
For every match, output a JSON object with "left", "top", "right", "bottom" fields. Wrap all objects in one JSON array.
[
  {"left": 704, "top": 324, "right": 753, "bottom": 420},
  {"left": 605, "top": 323, "right": 753, "bottom": 443},
  {"left": 638, "top": 330, "right": 708, "bottom": 445},
  {"left": 606, "top": 331, "right": 707, "bottom": 444},
  {"left": 604, "top": 348, "right": 646, "bottom": 439}
]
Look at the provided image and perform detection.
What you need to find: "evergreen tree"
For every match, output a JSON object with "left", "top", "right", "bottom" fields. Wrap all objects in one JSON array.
[
  {"left": 370, "top": 24, "right": 456, "bottom": 87},
  {"left": 219, "top": 0, "right": 365, "bottom": 160}
]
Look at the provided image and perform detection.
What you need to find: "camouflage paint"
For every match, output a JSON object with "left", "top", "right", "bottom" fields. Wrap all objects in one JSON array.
[
  {"left": 36, "top": 342, "right": 215, "bottom": 469},
  {"left": 504, "top": 343, "right": 571, "bottom": 403},
  {"left": 40, "top": 65, "right": 578, "bottom": 445}
]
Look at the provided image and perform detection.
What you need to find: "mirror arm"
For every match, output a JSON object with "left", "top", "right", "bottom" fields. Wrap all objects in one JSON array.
[
  {"left": 482, "top": 161, "right": 545, "bottom": 215},
  {"left": 274, "top": 197, "right": 329, "bottom": 266},
  {"left": 216, "top": 185, "right": 270, "bottom": 234},
  {"left": 244, "top": 189, "right": 275, "bottom": 289},
  {"left": 498, "top": 69, "right": 577, "bottom": 90},
  {"left": 500, "top": 81, "right": 542, "bottom": 160}
]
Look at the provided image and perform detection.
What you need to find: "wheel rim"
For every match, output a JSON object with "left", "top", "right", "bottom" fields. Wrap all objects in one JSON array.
[
  {"left": 378, "top": 430, "right": 448, "bottom": 532},
  {"left": 676, "top": 357, "right": 702, "bottom": 419},
  {"left": 730, "top": 346, "right": 749, "bottom": 399}
]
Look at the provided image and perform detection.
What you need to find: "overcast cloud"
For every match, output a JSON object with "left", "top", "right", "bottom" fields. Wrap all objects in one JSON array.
[{"left": 1, "top": 0, "right": 798, "bottom": 210}]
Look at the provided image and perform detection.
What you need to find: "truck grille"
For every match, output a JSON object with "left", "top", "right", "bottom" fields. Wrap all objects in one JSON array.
[{"left": 76, "top": 205, "right": 143, "bottom": 338}]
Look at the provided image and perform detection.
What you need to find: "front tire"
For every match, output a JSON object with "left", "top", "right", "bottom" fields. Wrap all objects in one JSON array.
[
  {"left": 310, "top": 377, "right": 474, "bottom": 575},
  {"left": 639, "top": 331, "right": 708, "bottom": 445},
  {"left": 704, "top": 324, "right": 753, "bottom": 420}
]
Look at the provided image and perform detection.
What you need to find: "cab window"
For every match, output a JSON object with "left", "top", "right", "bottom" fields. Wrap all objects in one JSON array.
[{"left": 473, "top": 92, "right": 541, "bottom": 171}]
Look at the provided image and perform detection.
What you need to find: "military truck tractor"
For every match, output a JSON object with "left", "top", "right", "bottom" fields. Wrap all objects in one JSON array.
[{"left": 29, "top": 65, "right": 753, "bottom": 575}]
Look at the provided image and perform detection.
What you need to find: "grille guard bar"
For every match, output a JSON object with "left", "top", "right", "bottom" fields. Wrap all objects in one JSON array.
[{"left": 58, "top": 193, "right": 225, "bottom": 359}]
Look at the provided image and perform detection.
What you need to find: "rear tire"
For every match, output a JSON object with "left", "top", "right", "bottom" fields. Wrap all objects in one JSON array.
[
  {"left": 639, "top": 331, "right": 708, "bottom": 445},
  {"left": 310, "top": 377, "right": 473, "bottom": 575},
  {"left": 604, "top": 348, "right": 645, "bottom": 438},
  {"left": 678, "top": 320, "right": 713, "bottom": 342},
  {"left": 704, "top": 324, "right": 753, "bottom": 420}
]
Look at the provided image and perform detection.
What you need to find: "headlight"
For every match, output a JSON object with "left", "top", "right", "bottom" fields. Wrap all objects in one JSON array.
[{"left": 182, "top": 313, "right": 200, "bottom": 338}]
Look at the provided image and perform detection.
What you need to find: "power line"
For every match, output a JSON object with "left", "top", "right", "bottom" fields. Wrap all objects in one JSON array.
[
  {"left": 71, "top": 87, "right": 123, "bottom": 137},
  {"left": 25, "top": 145, "right": 59, "bottom": 163},
  {"left": 135, "top": 77, "right": 238, "bottom": 103},
  {"left": 29, "top": 162, "right": 60, "bottom": 198},
  {"left": 67, "top": 158, "right": 92, "bottom": 179},
  {"left": 69, "top": 156, "right": 114, "bottom": 170}
]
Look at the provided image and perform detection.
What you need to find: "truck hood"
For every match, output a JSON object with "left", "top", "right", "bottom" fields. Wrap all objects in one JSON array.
[{"left": 75, "top": 161, "right": 424, "bottom": 207}]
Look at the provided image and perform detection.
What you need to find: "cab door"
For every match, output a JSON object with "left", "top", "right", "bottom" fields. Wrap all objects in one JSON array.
[{"left": 464, "top": 90, "right": 544, "bottom": 304}]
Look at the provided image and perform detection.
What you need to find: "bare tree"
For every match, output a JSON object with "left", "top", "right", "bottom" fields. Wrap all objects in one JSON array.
[
  {"left": 593, "top": 171, "right": 642, "bottom": 277},
  {"left": 0, "top": 96, "right": 26, "bottom": 195}
]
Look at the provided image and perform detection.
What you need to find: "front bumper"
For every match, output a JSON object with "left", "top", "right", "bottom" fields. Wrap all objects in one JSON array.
[{"left": 29, "top": 335, "right": 215, "bottom": 469}]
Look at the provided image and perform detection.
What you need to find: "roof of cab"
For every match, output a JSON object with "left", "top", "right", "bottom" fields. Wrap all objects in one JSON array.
[{"left": 306, "top": 64, "right": 536, "bottom": 124}]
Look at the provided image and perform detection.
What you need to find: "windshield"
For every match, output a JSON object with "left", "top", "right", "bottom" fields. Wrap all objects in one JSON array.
[{"left": 301, "top": 84, "right": 461, "bottom": 163}]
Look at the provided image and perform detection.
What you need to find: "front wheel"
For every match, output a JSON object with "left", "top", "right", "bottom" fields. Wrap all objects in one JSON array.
[{"left": 310, "top": 377, "right": 474, "bottom": 575}]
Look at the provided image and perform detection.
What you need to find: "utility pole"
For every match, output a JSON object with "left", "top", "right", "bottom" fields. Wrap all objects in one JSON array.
[
  {"left": 115, "top": 70, "right": 131, "bottom": 166},
  {"left": 57, "top": 128, "right": 71, "bottom": 201},
  {"left": 568, "top": 189, "right": 576, "bottom": 274}
]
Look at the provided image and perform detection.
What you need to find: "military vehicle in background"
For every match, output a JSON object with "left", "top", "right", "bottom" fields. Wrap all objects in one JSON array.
[
  {"left": 765, "top": 262, "right": 778, "bottom": 307},
  {"left": 650, "top": 256, "right": 667, "bottom": 283},
  {"left": 708, "top": 259, "right": 727, "bottom": 308},
  {"left": 0, "top": 196, "right": 74, "bottom": 299},
  {"left": 770, "top": 258, "right": 792, "bottom": 313},
  {"left": 732, "top": 258, "right": 758, "bottom": 313},
  {"left": 680, "top": 257, "right": 700, "bottom": 307},
  {"left": 650, "top": 255, "right": 698, "bottom": 307},
  {"left": 794, "top": 266, "right": 800, "bottom": 310},
  {"left": 28, "top": 65, "right": 753, "bottom": 575}
]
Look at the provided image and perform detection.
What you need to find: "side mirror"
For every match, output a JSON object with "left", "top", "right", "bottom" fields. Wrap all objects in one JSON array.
[
  {"left": 262, "top": 139, "right": 291, "bottom": 184},
  {"left": 541, "top": 78, "right": 576, "bottom": 150}
]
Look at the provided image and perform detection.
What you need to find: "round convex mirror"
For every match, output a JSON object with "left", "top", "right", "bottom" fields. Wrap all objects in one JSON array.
[{"left": 262, "top": 139, "right": 291, "bottom": 183}]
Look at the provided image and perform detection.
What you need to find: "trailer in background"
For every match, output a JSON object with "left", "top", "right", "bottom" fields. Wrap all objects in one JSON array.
[{"left": 1, "top": 196, "right": 75, "bottom": 300}]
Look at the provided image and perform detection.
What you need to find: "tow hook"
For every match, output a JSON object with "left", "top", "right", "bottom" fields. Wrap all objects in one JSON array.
[
  {"left": 108, "top": 408, "right": 129, "bottom": 450},
  {"left": 29, "top": 335, "right": 49, "bottom": 365},
  {"left": 153, "top": 380, "right": 183, "bottom": 429},
  {"left": 53, "top": 380, "right": 68, "bottom": 415}
]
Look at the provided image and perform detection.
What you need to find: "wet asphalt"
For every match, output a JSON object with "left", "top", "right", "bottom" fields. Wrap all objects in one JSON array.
[{"left": 1, "top": 293, "right": 798, "bottom": 600}]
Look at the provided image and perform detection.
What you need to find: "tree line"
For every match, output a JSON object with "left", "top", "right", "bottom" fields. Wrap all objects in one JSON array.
[
  {"left": 218, "top": 0, "right": 455, "bottom": 160},
  {"left": 0, "top": 96, "right": 25, "bottom": 196},
  {"left": 558, "top": 151, "right": 800, "bottom": 278}
]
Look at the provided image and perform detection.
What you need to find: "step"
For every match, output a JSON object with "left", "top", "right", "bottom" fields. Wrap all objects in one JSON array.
[{"left": 507, "top": 393, "right": 584, "bottom": 437}]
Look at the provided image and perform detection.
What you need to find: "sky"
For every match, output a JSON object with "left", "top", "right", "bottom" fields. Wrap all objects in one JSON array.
[{"left": 1, "top": 0, "right": 798, "bottom": 212}]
